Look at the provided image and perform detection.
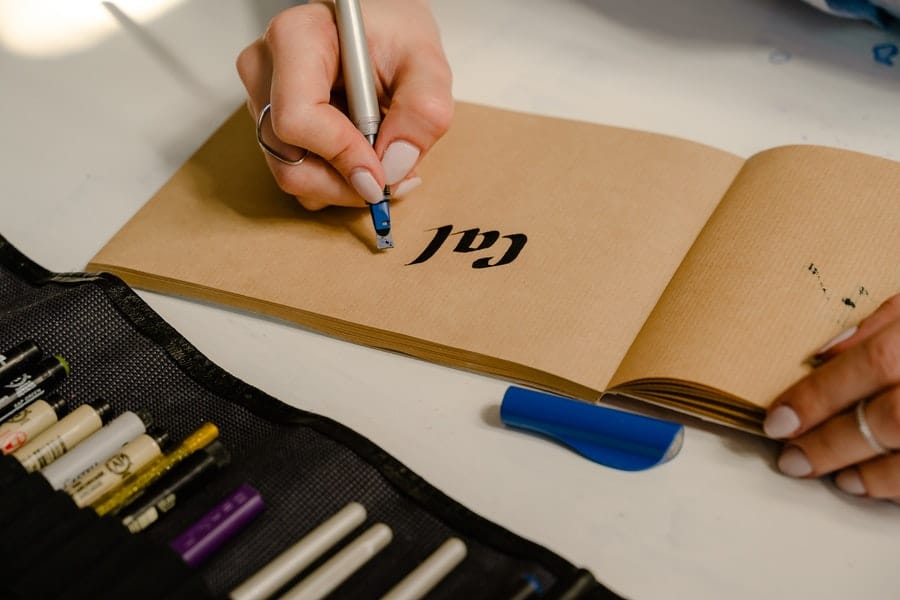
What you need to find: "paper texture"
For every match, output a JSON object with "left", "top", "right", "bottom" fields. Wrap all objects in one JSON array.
[
  {"left": 89, "top": 102, "right": 740, "bottom": 400},
  {"left": 610, "top": 145, "right": 900, "bottom": 422},
  {"left": 89, "top": 101, "right": 900, "bottom": 432}
]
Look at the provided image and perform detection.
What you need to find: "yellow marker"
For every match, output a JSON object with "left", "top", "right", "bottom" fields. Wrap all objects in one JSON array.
[{"left": 92, "top": 422, "right": 219, "bottom": 517}]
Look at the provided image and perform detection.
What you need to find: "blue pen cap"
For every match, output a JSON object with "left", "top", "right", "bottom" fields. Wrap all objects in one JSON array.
[
  {"left": 500, "top": 386, "right": 684, "bottom": 471},
  {"left": 369, "top": 199, "right": 391, "bottom": 235}
]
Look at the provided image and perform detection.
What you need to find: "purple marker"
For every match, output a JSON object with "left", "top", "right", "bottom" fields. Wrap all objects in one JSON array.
[{"left": 169, "top": 483, "right": 265, "bottom": 568}]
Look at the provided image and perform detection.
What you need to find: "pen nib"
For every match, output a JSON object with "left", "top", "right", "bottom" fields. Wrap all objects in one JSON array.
[
  {"left": 369, "top": 195, "right": 393, "bottom": 251},
  {"left": 375, "top": 232, "right": 394, "bottom": 250}
]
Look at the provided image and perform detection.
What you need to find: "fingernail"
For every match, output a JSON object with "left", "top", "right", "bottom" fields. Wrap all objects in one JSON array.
[
  {"left": 763, "top": 405, "right": 801, "bottom": 438},
  {"left": 391, "top": 177, "right": 422, "bottom": 198},
  {"left": 381, "top": 141, "right": 420, "bottom": 185},
  {"left": 816, "top": 326, "right": 858, "bottom": 355},
  {"left": 777, "top": 446, "right": 812, "bottom": 477},
  {"left": 835, "top": 469, "right": 866, "bottom": 496},
  {"left": 349, "top": 170, "right": 384, "bottom": 204}
]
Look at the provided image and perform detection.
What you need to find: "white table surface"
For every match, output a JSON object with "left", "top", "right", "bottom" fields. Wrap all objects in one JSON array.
[{"left": 2, "top": 1, "right": 899, "bottom": 598}]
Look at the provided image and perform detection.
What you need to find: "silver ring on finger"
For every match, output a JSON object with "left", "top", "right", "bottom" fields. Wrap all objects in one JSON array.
[
  {"left": 256, "top": 103, "right": 310, "bottom": 166},
  {"left": 856, "top": 398, "right": 891, "bottom": 455}
]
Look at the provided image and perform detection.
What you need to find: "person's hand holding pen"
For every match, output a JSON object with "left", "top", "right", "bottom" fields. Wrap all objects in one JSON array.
[
  {"left": 236, "top": 0, "right": 452, "bottom": 213},
  {"left": 765, "top": 293, "right": 900, "bottom": 501}
]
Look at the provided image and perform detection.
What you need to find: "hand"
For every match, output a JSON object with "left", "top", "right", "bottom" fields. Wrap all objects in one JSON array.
[
  {"left": 236, "top": 0, "right": 453, "bottom": 211},
  {"left": 764, "top": 294, "right": 900, "bottom": 501}
]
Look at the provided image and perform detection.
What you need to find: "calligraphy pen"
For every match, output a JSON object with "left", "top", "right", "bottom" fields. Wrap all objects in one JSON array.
[{"left": 335, "top": 0, "right": 394, "bottom": 250}]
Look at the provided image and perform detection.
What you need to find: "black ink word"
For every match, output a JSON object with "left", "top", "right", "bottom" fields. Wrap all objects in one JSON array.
[{"left": 408, "top": 225, "right": 527, "bottom": 268}]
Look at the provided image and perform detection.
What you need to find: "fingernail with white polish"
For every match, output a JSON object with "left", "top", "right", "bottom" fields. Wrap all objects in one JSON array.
[
  {"left": 777, "top": 446, "right": 812, "bottom": 477},
  {"left": 764, "top": 405, "right": 801, "bottom": 438},
  {"left": 381, "top": 141, "right": 420, "bottom": 185},
  {"left": 835, "top": 469, "right": 866, "bottom": 496},
  {"left": 816, "top": 326, "right": 858, "bottom": 355},
  {"left": 349, "top": 170, "right": 384, "bottom": 204},
  {"left": 391, "top": 177, "right": 422, "bottom": 198}
]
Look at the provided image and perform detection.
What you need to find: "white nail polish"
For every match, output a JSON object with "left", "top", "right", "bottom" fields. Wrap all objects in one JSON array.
[
  {"left": 816, "top": 326, "right": 858, "bottom": 355},
  {"left": 763, "top": 405, "right": 801, "bottom": 438},
  {"left": 349, "top": 170, "right": 384, "bottom": 205},
  {"left": 835, "top": 469, "right": 866, "bottom": 495},
  {"left": 381, "top": 141, "right": 420, "bottom": 185},
  {"left": 777, "top": 446, "right": 812, "bottom": 477},
  {"left": 391, "top": 177, "right": 422, "bottom": 198}
]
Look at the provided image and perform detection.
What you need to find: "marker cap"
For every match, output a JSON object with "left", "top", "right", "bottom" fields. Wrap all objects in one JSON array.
[
  {"left": 116, "top": 440, "right": 231, "bottom": 527},
  {"left": 0, "top": 355, "right": 72, "bottom": 424},
  {"left": 499, "top": 386, "right": 684, "bottom": 471},
  {"left": 1, "top": 355, "right": 69, "bottom": 391},
  {"left": 0, "top": 341, "right": 42, "bottom": 383},
  {"left": 170, "top": 483, "right": 265, "bottom": 568}
]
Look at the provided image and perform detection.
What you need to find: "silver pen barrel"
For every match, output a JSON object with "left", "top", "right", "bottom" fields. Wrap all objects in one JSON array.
[{"left": 334, "top": 0, "right": 381, "bottom": 137}]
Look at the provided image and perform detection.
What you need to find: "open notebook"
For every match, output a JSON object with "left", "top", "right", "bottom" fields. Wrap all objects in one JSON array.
[{"left": 89, "top": 102, "right": 900, "bottom": 433}]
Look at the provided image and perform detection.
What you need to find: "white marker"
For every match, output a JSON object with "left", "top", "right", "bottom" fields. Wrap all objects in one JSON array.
[
  {"left": 13, "top": 400, "right": 111, "bottom": 473},
  {"left": 40, "top": 410, "right": 152, "bottom": 490},
  {"left": 0, "top": 396, "right": 67, "bottom": 455},
  {"left": 279, "top": 523, "right": 393, "bottom": 600},
  {"left": 65, "top": 428, "right": 169, "bottom": 508},
  {"left": 229, "top": 502, "right": 367, "bottom": 600},
  {"left": 380, "top": 538, "right": 467, "bottom": 600}
]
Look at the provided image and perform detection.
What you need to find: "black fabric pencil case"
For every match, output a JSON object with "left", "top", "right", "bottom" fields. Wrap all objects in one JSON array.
[{"left": 0, "top": 234, "right": 624, "bottom": 600}]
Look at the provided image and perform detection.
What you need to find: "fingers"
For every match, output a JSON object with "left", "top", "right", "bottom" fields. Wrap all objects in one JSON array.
[
  {"left": 375, "top": 49, "right": 454, "bottom": 185},
  {"left": 776, "top": 386, "right": 900, "bottom": 480},
  {"left": 764, "top": 293, "right": 900, "bottom": 502},
  {"left": 237, "top": 4, "right": 385, "bottom": 208},
  {"left": 236, "top": 0, "right": 453, "bottom": 209},
  {"left": 815, "top": 294, "right": 900, "bottom": 360},
  {"left": 267, "top": 5, "right": 389, "bottom": 205},
  {"left": 849, "top": 453, "right": 900, "bottom": 499},
  {"left": 764, "top": 318, "right": 900, "bottom": 438}
]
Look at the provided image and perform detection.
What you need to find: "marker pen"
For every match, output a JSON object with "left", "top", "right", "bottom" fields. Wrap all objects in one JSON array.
[
  {"left": 118, "top": 439, "right": 230, "bottom": 532},
  {"left": 229, "top": 502, "right": 368, "bottom": 600},
  {"left": 504, "top": 574, "right": 543, "bottom": 600},
  {"left": 92, "top": 422, "right": 220, "bottom": 517},
  {"left": 65, "top": 428, "right": 169, "bottom": 508},
  {"left": 40, "top": 410, "right": 153, "bottom": 490},
  {"left": 0, "top": 340, "right": 42, "bottom": 384},
  {"left": 280, "top": 523, "right": 393, "bottom": 600},
  {"left": 13, "top": 399, "right": 112, "bottom": 473},
  {"left": 0, "top": 395, "right": 67, "bottom": 454},
  {"left": 169, "top": 483, "right": 265, "bottom": 569},
  {"left": 380, "top": 537, "right": 467, "bottom": 600},
  {"left": 0, "top": 355, "right": 69, "bottom": 424}
]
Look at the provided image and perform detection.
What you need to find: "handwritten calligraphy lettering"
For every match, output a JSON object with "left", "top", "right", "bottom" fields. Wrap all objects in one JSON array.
[{"left": 407, "top": 225, "right": 527, "bottom": 268}]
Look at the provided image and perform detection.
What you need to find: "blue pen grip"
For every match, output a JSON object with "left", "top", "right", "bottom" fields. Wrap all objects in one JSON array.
[{"left": 500, "top": 386, "right": 683, "bottom": 471}]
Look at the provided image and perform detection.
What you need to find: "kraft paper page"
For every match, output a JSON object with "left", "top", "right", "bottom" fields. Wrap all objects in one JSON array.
[
  {"left": 610, "top": 144, "right": 900, "bottom": 428},
  {"left": 88, "top": 102, "right": 742, "bottom": 403}
]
